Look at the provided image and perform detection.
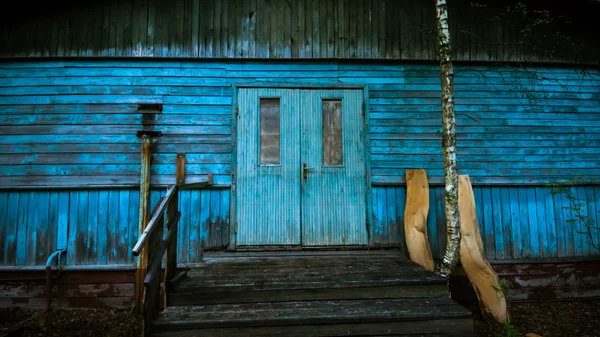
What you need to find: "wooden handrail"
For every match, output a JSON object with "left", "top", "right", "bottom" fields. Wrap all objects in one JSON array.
[
  {"left": 134, "top": 172, "right": 213, "bottom": 337},
  {"left": 132, "top": 185, "right": 177, "bottom": 256}
]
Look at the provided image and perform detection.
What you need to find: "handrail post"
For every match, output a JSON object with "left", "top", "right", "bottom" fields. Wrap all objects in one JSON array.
[{"left": 136, "top": 134, "right": 152, "bottom": 312}]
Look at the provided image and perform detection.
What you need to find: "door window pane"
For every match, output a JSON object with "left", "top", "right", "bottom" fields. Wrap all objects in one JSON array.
[
  {"left": 322, "top": 99, "right": 343, "bottom": 166},
  {"left": 260, "top": 98, "right": 281, "bottom": 165}
]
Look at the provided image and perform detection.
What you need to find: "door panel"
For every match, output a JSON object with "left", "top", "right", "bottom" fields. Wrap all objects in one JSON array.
[
  {"left": 236, "top": 88, "right": 301, "bottom": 246},
  {"left": 301, "top": 90, "right": 368, "bottom": 246}
]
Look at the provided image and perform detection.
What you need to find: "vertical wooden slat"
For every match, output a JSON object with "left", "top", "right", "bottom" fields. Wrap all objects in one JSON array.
[
  {"left": 311, "top": 0, "right": 319, "bottom": 58},
  {"left": 122, "top": 0, "right": 133, "bottom": 56},
  {"left": 0, "top": 193, "right": 8, "bottom": 264},
  {"left": 296, "top": 0, "right": 305, "bottom": 57},
  {"left": 221, "top": 0, "right": 229, "bottom": 57},
  {"left": 242, "top": 0, "right": 250, "bottom": 57},
  {"left": 220, "top": 190, "right": 231, "bottom": 248},
  {"left": 5, "top": 192, "right": 19, "bottom": 265},
  {"left": 127, "top": 189, "right": 140, "bottom": 264},
  {"left": 362, "top": 0, "right": 371, "bottom": 59},
  {"left": 355, "top": 0, "right": 364, "bottom": 58},
  {"left": 255, "top": 0, "right": 266, "bottom": 58},
  {"left": 228, "top": 0, "right": 237, "bottom": 58},
  {"left": 194, "top": 0, "right": 202, "bottom": 57},
  {"left": 535, "top": 187, "right": 548, "bottom": 258},
  {"left": 378, "top": 0, "right": 386, "bottom": 59},
  {"left": 178, "top": 190, "right": 190, "bottom": 264},
  {"left": 283, "top": 0, "right": 291, "bottom": 58},
  {"left": 139, "top": 0, "right": 149, "bottom": 56},
  {"left": 213, "top": 0, "right": 222, "bottom": 57},
  {"left": 37, "top": 192, "right": 51, "bottom": 265},
  {"left": 347, "top": 0, "right": 355, "bottom": 58},
  {"left": 509, "top": 188, "right": 522, "bottom": 259},
  {"left": 77, "top": 191, "right": 89, "bottom": 265},
  {"left": 304, "top": 0, "right": 312, "bottom": 58},
  {"left": 196, "top": 190, "right": 209, "bottom": 250},
  {"left": 500, "top": 188, "right": 513, "bottom": 259},
  {"left": 491, "top": 188, "right": 504, "bottom": 260},
  {"left": 270, "top": 0, "right": 279, "bottom": 58},
  {"left": 519, "top": 187, "right": 531, "bottom": 258},
  {"left": 182, "top": 0, "right": 192, "bottom": 57},
  {"left": 386, "top": 186, "right": 398, "bottom": 246},
  {"left": 481, "top": 187, "right": 495, "bottom": 260},
  {"left": 210, "top": 190, "right": 221, "bottom": 248},
  {"left": 290, "top": 0, "right": 298, "bottom": 58},
  {"left": 435, "top": 188, "right": 447, "bottom": 258},
  {"left": 106, "top": 190, "right": 119, "bottom": 264},
  {"left": 88, "top": 190, "right": 99, "bottom": 264},
  {"left": 318, "top": 0, "right": 326, "bottom": 58},
  {"left": 97, "top": 190, "right": 109, "bottom": 265},
  {"left": 426, "top": 187, "right": 438, "bottom": 258},
  {"left": 147, "top": 0, "right": 156, "bottom": 56},
  {"left": 248, "top": 0, "right": 257, "bottom": 57},
  {"left": 189, "top": 190, "right": 201, "bottom": 259},
  {"left": 234, "top": 0, "right": 243, "bottom": 58},
  {"left": 24, "top": 193, "right": 36, "bottom": 265},
  {"left": 369, "top": 0, "right": 378, "bottom": 58},
  {"left": 166, "top": 188, "right": 179, "bottom": 282}
]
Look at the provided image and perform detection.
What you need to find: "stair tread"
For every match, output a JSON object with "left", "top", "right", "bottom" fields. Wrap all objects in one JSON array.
[
  {"left": 170, "top": 256, "right": 446, "bottom": 293},
  {"left": 154, "top": 298, "right": 473, "bottom": 329}
]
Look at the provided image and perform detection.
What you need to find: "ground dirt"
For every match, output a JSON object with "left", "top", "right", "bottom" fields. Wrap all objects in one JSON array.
[
  {"left": 472, "top": 299, "right": 600, "bottom": 337},
  {"left": 1, "top": 300, "right": 599, "bottom": 337},
  {"left": 0, "top": 308, "right": 142, "bottom": 337}
]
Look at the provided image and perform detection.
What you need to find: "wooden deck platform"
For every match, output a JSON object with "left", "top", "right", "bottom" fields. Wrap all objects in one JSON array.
[{"left": 155, "top": 252, "right": 475, "bottom": 336}]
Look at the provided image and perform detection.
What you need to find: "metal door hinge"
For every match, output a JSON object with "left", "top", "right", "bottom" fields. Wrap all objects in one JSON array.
[
  {"left": 234, "top": 221, "right": 238, "bottom": 234},
  {"left": 235, "top": 105, "right": 239, "bottom": 118}
]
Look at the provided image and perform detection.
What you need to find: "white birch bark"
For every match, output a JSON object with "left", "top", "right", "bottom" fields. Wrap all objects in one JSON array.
[{"left": 434, "top": 0, "right": 461, "bottom": 278}]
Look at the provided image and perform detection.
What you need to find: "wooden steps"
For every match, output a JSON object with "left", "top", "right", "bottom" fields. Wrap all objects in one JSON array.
[{"left": 155, "top": 253, "right": 475, "bottom": 336}]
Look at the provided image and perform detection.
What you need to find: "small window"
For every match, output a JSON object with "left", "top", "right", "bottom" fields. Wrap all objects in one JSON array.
[
  {"left": 322, "top": 99, "right": 343, "bottom": 166},
  {"left": 260, "top": 98, "right": 281, "bottom": 165}
]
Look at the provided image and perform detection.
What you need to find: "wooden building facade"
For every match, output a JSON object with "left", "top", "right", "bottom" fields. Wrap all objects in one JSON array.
[{"left": 1, "top": 0, "right": 600, "bottom": 308}]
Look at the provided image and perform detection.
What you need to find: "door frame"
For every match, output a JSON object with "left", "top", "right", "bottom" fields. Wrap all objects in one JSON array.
[{"left": 229, "top": 83, "right": 372, "bottom": 251}]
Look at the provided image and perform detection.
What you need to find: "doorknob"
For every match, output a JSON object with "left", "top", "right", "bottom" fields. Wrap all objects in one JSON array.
[{"left": 303, "top": 163, "right": 314, "bottom": 180}]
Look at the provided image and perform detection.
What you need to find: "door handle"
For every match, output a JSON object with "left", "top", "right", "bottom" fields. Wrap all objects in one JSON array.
[{"left": 303, "top": 163, "right": 314, "bottom": 180}]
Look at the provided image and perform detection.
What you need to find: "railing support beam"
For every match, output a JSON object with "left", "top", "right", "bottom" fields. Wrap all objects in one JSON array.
[{"left": 135, "top": 134, "right": 152, "bottom": 313}]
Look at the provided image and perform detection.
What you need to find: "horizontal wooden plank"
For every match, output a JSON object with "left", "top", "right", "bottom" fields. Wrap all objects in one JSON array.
[
  {"left": 0, "top": 153, "right": 231, "bottom": 165},
  {"left": 0, "top": 283, "right": 134, "bottom": 298},
  {"left": 0, "top": 174, "right": 232, "bottom": 188}
]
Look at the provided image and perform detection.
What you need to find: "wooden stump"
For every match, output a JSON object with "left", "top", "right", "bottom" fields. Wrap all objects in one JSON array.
[
  {"left": 458, "top": 174, "right": 509, "bottom": 323},
  {"left": 404, "top": 169, "right": 435, "bottom": 271}
]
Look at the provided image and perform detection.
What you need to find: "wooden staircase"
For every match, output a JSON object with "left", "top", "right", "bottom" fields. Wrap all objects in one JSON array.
[{"left": 153, "top": 252, "right": 475, "bottom": 337}]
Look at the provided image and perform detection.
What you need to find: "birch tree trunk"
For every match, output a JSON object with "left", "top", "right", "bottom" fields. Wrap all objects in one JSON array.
[{"left": 434, "top": 0, "right": 461, "bottom": 278}]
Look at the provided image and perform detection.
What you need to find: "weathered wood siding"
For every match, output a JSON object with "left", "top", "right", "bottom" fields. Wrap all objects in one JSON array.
[
  {"left": 1, "top": 60, "right": 599, "bottom": 187},
  {"left": 373, "top": 186, "right": 600, "bottom": 260},
  {"left": 0, "top": 270, "right": 138, "bottom": 309},
  {"left": 0, "top": 59, "right": 599, "bottom": 263},
  {"left": 1, "top": 0, "right": 598, "bottom": 63},
  {"left": 0, "top": 188, "right": 229, "bottom": 266}
]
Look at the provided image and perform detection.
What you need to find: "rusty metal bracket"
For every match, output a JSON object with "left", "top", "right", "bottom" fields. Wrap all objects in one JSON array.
[
  {"left": 136, "top": 130, "right": 163, "bottom": 138},
  {"left": 176, "top": 153, "right": 186, "bottom": 186},
  {"left": 44, "top": 249, "right": 66, "bottom": 312}
]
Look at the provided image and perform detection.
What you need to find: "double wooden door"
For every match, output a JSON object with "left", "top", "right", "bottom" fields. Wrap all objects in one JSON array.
[{"left": 236, "top": 88, "right": 367, "bottom": 247}]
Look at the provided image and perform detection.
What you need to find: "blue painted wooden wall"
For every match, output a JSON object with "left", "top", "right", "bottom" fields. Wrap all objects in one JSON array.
[
  {"left": 0, "top": 61, "right": 598, "bottom": 187},
  {"left": 0, "top": 60, "right": 599, "bottom": 265},
  {"left": 0, "top": 188, "right": 229, "bottom": 266},
  {"left": 372, "top": 186, "right": 600, "bottom": 260}
]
